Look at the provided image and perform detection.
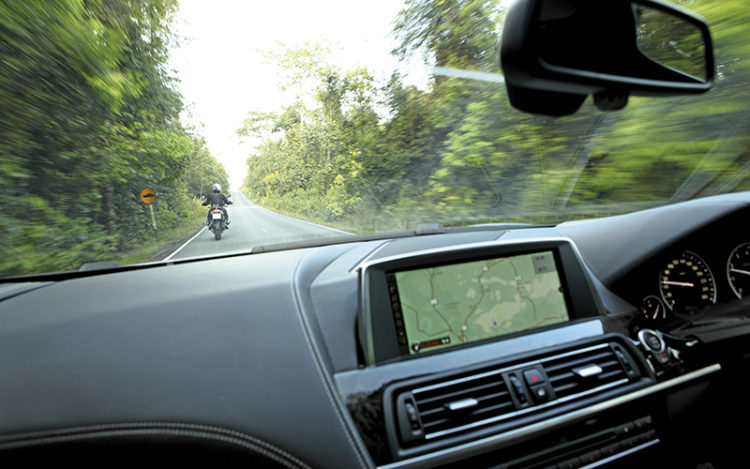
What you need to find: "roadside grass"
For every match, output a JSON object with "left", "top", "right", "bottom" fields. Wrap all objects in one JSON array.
[{"left": 118, "top": 200, "right": 206, "bottom": 265}]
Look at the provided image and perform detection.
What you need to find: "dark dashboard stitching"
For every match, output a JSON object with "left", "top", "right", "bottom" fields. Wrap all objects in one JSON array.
[
  {"left": 0, "top": 423, "right": 311, "bottom": 469},
  {"left": 291, "top": 254, "right": 372, "bottom": 468}
]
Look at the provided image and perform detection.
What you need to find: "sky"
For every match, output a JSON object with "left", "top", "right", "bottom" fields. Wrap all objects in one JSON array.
[{"left": 170, "top": 0, "right": 427, "bottom": 190}]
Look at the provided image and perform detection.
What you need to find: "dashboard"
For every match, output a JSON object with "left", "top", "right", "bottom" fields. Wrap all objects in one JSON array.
[{"left": 0, "top": 192, "right": 749, "bottom": 468}]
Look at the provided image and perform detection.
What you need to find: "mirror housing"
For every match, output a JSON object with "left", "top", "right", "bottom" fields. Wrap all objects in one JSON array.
[{"left": 499, "top": 0, "right": 715, "bottom": 116}]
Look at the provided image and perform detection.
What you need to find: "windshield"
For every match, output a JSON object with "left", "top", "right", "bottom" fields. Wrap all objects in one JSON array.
[{"left": 0, "top": 0, "right": 748, "bottom": 278}]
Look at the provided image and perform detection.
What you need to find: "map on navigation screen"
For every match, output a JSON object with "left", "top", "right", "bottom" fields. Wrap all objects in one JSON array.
[{"left": 392, "top": 251, "right": 569, "bottom": 355}]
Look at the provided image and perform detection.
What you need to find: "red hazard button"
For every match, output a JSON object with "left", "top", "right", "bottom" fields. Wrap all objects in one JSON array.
[{"left": 523, "top": 368, "right": 545, "bottom": 386}]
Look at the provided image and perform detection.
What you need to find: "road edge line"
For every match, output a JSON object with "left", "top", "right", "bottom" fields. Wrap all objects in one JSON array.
[
  {"left": 251, "top": 204, "right": 354, "bottom": 235},
  {"left": 163, "top": 226, "right": 207, "bottom": 261}
]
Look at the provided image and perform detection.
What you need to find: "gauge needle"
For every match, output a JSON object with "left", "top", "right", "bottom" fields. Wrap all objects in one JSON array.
[
  {"left": 731, "top": 268, "right": 750, "bottom": 276},
  {"left": 661, "top": 280, "right": 694, "bottom": 287}
]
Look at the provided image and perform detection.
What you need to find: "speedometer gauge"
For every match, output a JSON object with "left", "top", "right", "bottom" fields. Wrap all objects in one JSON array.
[
  {"left": 659, "top": 251, "right": 716, "bottom": 312},
  {"left": 728, "top": 243, "right": 750, "bottom": 299}
]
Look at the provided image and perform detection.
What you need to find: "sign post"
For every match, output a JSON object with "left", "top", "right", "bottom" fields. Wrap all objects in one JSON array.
[{"left": 140, "top": 188, "right": 157, "bottom": 231}]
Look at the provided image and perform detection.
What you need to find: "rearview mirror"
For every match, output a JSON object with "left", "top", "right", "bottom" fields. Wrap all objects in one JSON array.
[{"left": 499, "top": 0, "right": 715, "bottom": 116}]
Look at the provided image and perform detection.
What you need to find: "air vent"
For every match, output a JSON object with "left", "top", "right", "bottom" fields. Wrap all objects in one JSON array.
[
  {"left": 390, "top": 341, "right": 642, "bottom": 447},
  {"left": 542, "top": 344, "right": 631, "bottom": 400},
  {"left": 412, "top": 369, "right": 514, "bottom": 440}
]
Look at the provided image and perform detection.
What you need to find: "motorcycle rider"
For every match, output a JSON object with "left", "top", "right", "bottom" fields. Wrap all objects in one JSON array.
[{"left": 202, "top": 183, "right": 232, "bottom": 228}]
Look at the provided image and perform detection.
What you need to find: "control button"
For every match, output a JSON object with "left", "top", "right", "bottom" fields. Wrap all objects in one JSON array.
[
  {"left": 615, "top": 350, "right": 632, "bottom": 371},
  {"left": 655, "top": 351, "right": 670, "bottom": 364},
  {"left": 639, "top": 329, "right": 665, "bottom": 352},
  {"left": 646, "top": 334, "right": 661, "bottom": 350},
  {"left": 524, "top": 368, "right": 545, "bottom": 386},
  {"left": 531, "top": 384, "right": 550, "bottom": 402},
  {"left": 509, "top": 375, "right": 528, "bottom": 405},
  {"left": 579, "top": 449, "right": 601, "bottom": 464},
  {"left": 557, "top": 456, "right": 581, "bottom": 469},
  {"left": 405, "top": 402, "right": 420, "bottom": 430}
]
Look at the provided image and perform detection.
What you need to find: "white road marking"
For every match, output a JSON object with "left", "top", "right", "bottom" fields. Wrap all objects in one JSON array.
[
  {"left": 252, "top": 205, "right": 354, "bottom": 235},
  {"left": 299, "top": 220, "right": 353, "bottom": 235},
  {"left": 163, "top": 226, "right": 207, "bottom": 261}
]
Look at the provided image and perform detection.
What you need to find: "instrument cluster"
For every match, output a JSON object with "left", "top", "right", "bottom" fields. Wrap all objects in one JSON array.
[{"left": 638, "top": 242, "right": 750, "bottom": 323}]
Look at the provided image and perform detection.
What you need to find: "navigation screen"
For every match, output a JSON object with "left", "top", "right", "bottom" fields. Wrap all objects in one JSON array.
[{"left": 388, "top": 250, "right": 569, "bottom": 355}]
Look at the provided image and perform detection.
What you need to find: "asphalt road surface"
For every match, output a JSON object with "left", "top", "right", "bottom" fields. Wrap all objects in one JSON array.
[{"left": 166, "top": 191, "right": 351, "bottom": 260}]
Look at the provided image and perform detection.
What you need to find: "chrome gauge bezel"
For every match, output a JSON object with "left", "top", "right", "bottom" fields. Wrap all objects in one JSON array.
[
  {"left": 640, "top": 295, "right": 666, "bottom": 322},
  {"left": 658, "top": 250, "right": 717, "bottom": 311},
  {"left": 727, "top": 242, "right": 750, "bottom": 299}
]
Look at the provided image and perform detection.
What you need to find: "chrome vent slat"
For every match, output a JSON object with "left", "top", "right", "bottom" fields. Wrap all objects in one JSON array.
[
  {"left": 469, "top": 400, "right": 516, "bottom": 416},
  {"left": 543, "top": 351, "right": 613, "bottom": 373},
  {"left": 415, "top": 380, "right": 504, "bottom": 407},
  {"left": 422, "top": 419, "right": 450, "bottom": 433},
  {"left": 421, "top": 399, "right": 517, "bottom": 432},
  {"left": 477, "top": 390, "right": 511, "bottom": 402},
  {"left": 417, "top": 388, "right": 509, "bottom": 413},
  {"left": 419, "top": 407, "right": 446, "bottom": 418},
  {"left": 599, "top": 369, "right": 626, "bottom": 381},
  {"left": 551, "top": 381, "right": 577, "bottom": 393},
  {"left": 544, "top": 345, "right": 629, "bottom": 399},
  {"left": 414, "top": 374, "right": 514, "bottom": 433}
]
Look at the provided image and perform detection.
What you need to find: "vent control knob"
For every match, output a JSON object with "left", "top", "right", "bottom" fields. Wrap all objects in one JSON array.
[{"left": 396, "top": 393, "right": 424, "bottom": 442}]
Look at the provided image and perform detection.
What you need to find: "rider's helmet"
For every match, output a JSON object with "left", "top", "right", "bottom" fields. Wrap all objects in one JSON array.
[{"left": 212, "top": 183, "right": 221, "bottom": 193}]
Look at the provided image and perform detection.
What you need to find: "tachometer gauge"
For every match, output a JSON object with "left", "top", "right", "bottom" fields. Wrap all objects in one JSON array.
[
  {"left": 728, "top": 243, "right": 750, "bottom": 299},
  {"left": 640, "top": 295, "right": 666, "bottom": 321},
  {"left": 659, "top": 251, "right": 716, "bottom": 312}
]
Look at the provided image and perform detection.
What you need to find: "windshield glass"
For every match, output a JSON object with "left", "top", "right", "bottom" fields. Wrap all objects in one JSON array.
[{"left": 0, "top": 0, "right": 748, "bottom": 278}]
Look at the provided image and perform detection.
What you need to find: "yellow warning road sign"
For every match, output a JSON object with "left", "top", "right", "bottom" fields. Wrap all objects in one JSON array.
[{"left": 140, "top": 187, "right": 156, "bottom": 204}]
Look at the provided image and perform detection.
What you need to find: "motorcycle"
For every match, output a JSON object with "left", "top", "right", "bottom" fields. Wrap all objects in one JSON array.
[{"left": 208, "top": 203, "right": 228, "bottom": 240}]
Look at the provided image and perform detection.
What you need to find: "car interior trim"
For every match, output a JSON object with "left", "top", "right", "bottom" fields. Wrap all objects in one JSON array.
[
  {"left": 291, "top": 253, "right": 373, "bottom": 468},
  {"left": 580, "top": 439, "right": 661, "bottom": 469},
  {"left": 0, "top": 422, "right": 312, "bottom": 469},
  {"left": 377, "top": 363, "right": 720, "bottom": 469}
]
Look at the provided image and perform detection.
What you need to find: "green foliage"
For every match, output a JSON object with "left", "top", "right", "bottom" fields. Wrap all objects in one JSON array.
[
  {"left": 0, "top": 0, "right": 227, "bottom": 276},
  {"left": 241, "top": 0, "right": 750, "bottom": 232}
]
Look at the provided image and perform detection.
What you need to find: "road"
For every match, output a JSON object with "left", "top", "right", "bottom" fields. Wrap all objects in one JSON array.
[{"left": 165, "top": 191, "right": 351, "bottom": 260}]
